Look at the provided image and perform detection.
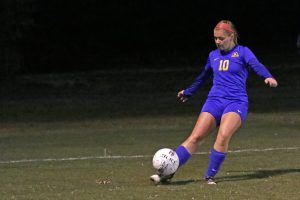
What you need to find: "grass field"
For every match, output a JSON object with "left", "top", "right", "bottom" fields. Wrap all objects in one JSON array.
[{"left": 0, "top": 65, "right": 299, "bottom": 199}]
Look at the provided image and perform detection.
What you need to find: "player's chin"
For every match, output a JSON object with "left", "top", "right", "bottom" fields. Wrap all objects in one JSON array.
[{"left": 217, "top": 46, "right": 224, "bottom": 51}]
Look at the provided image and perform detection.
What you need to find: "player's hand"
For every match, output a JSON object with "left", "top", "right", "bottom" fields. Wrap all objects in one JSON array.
[
  {"left": 264, "top": 78, "right": 278, "bottom": 87},
  {"left": 177, "top": 90, "right": 188, "bottom": 102}
]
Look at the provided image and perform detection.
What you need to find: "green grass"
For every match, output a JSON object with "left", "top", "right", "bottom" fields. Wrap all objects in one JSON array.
[
  {"left": 0, "top": 66, "right": 300, "bottom": 199},
  {"left": 0, "top": 114, "right": 299, "bottom": 200}
]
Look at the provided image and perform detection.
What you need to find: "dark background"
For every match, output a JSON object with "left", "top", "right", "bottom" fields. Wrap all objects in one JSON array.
[{"left": 1, "top": 0, "right": 299, "bottom": 76}]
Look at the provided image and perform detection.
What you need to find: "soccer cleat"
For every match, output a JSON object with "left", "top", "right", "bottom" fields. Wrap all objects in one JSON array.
[
  {"left": 150, "top": 174, "right": 161, "bottom": 184},
  {"left": 204, "top": 176, "right": 217, "bottom": 185},
  {"left": 150, "top": 173, "right": 175, "bottom": 184}
]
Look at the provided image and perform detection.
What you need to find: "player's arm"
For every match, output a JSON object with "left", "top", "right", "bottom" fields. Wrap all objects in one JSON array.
[
  {"left": 178, "top": 63, "right": 212, "bottom": 102},
  {"left": 244, "top": 47, "right": 278, "bottom": 87},
  {"left": 248, "top": 58, "right": 278, "bottom": 87}
]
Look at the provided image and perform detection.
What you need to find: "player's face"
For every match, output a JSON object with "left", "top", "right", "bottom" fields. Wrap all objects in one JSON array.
[{"left": 214, "top": 29, "right": 234, "bottom": 51}]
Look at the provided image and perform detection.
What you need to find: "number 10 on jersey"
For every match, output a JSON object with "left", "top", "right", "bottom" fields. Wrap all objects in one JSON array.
[{"left": 218, "top": 60, "right": 229, "bottom": 71}]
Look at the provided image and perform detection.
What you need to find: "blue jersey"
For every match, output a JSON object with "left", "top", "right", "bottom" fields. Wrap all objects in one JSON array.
[{"left": 184, "top": 45, "right": 273, "bottom": 102}]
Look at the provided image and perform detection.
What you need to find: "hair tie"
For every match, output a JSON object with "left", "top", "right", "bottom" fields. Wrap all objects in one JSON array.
[{"left": 215, "top": 22, "right": 235, "bottom": 33}]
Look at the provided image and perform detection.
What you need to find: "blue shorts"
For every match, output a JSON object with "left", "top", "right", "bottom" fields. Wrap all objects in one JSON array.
[{"left": 201, "top": 98, "right": 248, "bottom": 126}]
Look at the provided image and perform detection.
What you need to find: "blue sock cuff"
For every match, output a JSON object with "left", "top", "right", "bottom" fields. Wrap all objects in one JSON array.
[
  {"left": 211, "top": 148, "right": 227, "bottom": 156},
  {"left": 175, "top": 145, "right": 191, "bottom": 166}
]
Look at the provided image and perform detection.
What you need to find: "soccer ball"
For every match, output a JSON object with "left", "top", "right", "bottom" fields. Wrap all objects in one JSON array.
[{"left": 152, "top": 148, "right": 179, "bottom": 176}]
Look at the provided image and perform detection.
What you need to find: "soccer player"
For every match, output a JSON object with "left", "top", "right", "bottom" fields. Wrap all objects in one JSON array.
[{"left": 150, "top": 20, "right": 278, "bottom": 184}]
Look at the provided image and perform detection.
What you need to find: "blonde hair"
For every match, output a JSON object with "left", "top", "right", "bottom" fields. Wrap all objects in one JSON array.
[{"left": 215, "top": 20, "right": 239, "bottom": 45}]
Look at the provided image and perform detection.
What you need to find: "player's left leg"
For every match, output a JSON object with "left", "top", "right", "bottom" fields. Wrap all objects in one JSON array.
[
  {"left": 214, "top": 112, "right": 242, "bottom": 152},
  {"left": 204, "top": 112, "right": 242, "bottom": 184}
]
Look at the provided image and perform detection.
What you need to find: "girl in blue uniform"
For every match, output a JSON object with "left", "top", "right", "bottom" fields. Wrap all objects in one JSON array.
[{"left": 151, "top": 20, "right": 278, "bottom": 184}]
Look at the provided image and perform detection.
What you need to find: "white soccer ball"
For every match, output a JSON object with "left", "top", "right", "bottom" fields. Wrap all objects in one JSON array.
[{"left": 152, "top": 148, "right": 179, "bottom": 176}]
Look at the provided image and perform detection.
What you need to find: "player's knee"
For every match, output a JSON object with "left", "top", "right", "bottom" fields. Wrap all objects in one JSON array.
[
  {"left": 188, "top": 134, "right": 204, "bottom": 145},
  {"left": 216, "top": 132, "right": 231, "bottom": 146}
]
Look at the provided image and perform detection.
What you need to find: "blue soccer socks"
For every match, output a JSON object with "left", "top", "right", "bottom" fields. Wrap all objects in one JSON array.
[
  {"left": 204, "top": 148, "right": 227, "bottom": 178},
  {"left": 175, "top": 146, "right": 226, "bottom": 178},
  {"left": 175, "top": 145, "right": 191, "bottom": 167}
]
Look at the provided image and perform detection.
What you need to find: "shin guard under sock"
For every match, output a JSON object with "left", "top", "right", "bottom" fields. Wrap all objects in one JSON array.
[
  {"left": 175, "top": 145, "right": 191, "bottom": 167},
  {"left": 204, "top": 148, "right": 227, "bottom": 178}
]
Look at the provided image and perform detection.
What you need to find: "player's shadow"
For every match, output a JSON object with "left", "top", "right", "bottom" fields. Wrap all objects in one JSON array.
[
  {"left": 167, "top": 179, "right": 197, "bottom": 185},
  {"left": 163, "top": 168, "right": 300, "bottom": 185},
  {"left": 217, "top": 168, "right": 300, "bottom": 183}
]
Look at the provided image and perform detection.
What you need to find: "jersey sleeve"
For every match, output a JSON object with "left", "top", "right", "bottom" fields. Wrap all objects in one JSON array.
[
  {"left": 243, "top": 47, "right": 273, "bottom": 78},
  {"left": 183, "top": 58, "right": 212, "bottom": 97}
]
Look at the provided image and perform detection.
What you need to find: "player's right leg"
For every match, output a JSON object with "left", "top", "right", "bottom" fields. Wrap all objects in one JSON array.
[
  {"left": 150, "top": 112, "right": 216, "bottom": 184},
  {"left": 180, "top": 112, "right": 216, "bottom": 155}
]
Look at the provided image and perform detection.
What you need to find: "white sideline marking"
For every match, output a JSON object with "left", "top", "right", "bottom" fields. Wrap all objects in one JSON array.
[{"left": 0, "top": 147, "right": 299, "bottom": 164}]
